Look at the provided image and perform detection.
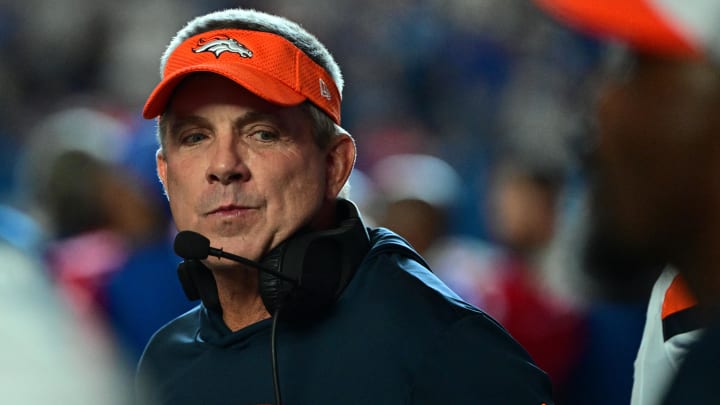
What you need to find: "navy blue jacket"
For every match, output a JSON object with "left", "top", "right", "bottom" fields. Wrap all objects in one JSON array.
[{"left": 137, "top": 228, "right": 554, "bottom": 404}]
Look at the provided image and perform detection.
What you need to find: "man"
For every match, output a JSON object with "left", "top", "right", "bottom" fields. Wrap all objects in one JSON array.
[
  {"left": 136, "top": 8, "right": 553, "bottom": 404},
  {"left": 533, "top": 0, "right": 720, "bottom": 404}
]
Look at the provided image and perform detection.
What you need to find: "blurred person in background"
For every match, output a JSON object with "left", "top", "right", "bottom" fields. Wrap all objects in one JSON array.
[
  {"left": 135, "top": 7, "right": 554, "bottom": 404},
  {"left": 480, "top": 153, "right": 587, "bottom": 400},
  {"left": 15, "top": 107, "right": 141, "bottom": 350},
  {"left": 367, "top": 152, "right": 499, "bottom": 304},
  {"left": 2, "top": 103, "right": 141, "bottom": 405},
  {"left": 535, "top": 0, "right": 720, "bottom": 404},
  {"left": 370, "top": 153, "right": 463, "bottom": 256},
  {"left": 14, "top": 106, "right": 193, "bottom": 368}
]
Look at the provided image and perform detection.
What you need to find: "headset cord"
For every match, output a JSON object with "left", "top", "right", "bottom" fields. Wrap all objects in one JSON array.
[{"left": 271, "top": 306, "right": 282, "bottom": 405}]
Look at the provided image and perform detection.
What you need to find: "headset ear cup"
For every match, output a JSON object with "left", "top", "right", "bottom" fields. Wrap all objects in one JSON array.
[
  {"left": 296, "top": 236, "right": 342, "bottom": 298},
  {"left": 176, "top": 259, "right": 222, "bottom": 313},
  {"left": 257, "top": 199, "right": 370, "bottom": 321},
  {"left": 177, "top": 261, "right": 201, "bottom": 301},
  {"left": 258, "top": 235, "right": 343, "bottom": 320},
  {"left": 259, "top": 244, "right": 293, "bottom": 315}
]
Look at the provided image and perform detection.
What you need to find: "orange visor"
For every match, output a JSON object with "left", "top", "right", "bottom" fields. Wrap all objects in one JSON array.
[{"left": 143, "top": 29, "right": 342, "bottom": 124}]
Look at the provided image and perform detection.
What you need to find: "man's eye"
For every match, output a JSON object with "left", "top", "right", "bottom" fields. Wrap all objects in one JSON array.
[
  {"left": 252, "top": 130, "right": 279, "bottom": 142},
  {"left": 181, "top": 132, "right": 208, "bottom": 145}
]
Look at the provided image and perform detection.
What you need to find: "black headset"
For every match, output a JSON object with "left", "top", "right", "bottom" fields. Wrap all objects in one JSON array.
[{"left": 176, "top": 199, "right": 371, "bottom": 321}]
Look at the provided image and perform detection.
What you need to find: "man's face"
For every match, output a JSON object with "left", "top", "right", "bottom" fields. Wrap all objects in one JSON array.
[
  {"left": 157, "top": 73, "right": 334, "bottom": 265},
  {"left": 590, "top": 53, "right": 720, "bottom": 256}
]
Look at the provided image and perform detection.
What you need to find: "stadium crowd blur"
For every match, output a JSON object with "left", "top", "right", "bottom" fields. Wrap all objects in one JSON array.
[{"left": 0, "top": 0, "right": 652, "bottom": 403}]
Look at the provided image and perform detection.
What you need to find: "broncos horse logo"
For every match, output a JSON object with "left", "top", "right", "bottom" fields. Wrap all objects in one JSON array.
[{"left": 193, "top": 35, "right": 253, "bottom": 58}]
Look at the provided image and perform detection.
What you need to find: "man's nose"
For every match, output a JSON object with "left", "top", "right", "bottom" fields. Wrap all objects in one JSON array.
[{"left": 205, "top": 137, "right": 250, "bottom": 185}]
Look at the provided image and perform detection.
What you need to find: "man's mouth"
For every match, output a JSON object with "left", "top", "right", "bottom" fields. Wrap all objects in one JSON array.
[{"left": 206, "top": 204, "right": 253, "bottom": 217}]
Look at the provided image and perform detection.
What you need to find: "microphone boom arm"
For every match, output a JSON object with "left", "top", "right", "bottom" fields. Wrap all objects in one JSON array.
[{"left": 208, "top": 247, "right": 298, "bottom": 285}]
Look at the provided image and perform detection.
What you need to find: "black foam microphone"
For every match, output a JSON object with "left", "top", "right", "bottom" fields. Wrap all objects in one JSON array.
[{"left": 173, "top": 230, "right": 298, "bottom": 284}]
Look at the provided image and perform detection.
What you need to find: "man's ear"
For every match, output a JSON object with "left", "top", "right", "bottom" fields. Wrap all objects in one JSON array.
[
  {"left": 156, "top": 148, "right": 169, "bottom": 199},
  {"left": 325, "top": 129, "right": 356, "bottom": 199}
]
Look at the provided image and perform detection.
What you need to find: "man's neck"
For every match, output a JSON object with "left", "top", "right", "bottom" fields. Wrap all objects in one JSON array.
[{"left": 211, "top": 266, "right": 271, "bottom": 331}]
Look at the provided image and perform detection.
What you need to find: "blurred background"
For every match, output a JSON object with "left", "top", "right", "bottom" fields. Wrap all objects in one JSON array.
[{"left": 0, "top": 0, "right": 653, "bottom": 403}]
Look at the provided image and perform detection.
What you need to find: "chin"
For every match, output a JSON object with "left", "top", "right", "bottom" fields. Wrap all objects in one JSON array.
[{"left": 204, "top": 255, "right": 251, "bottom": 273}]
